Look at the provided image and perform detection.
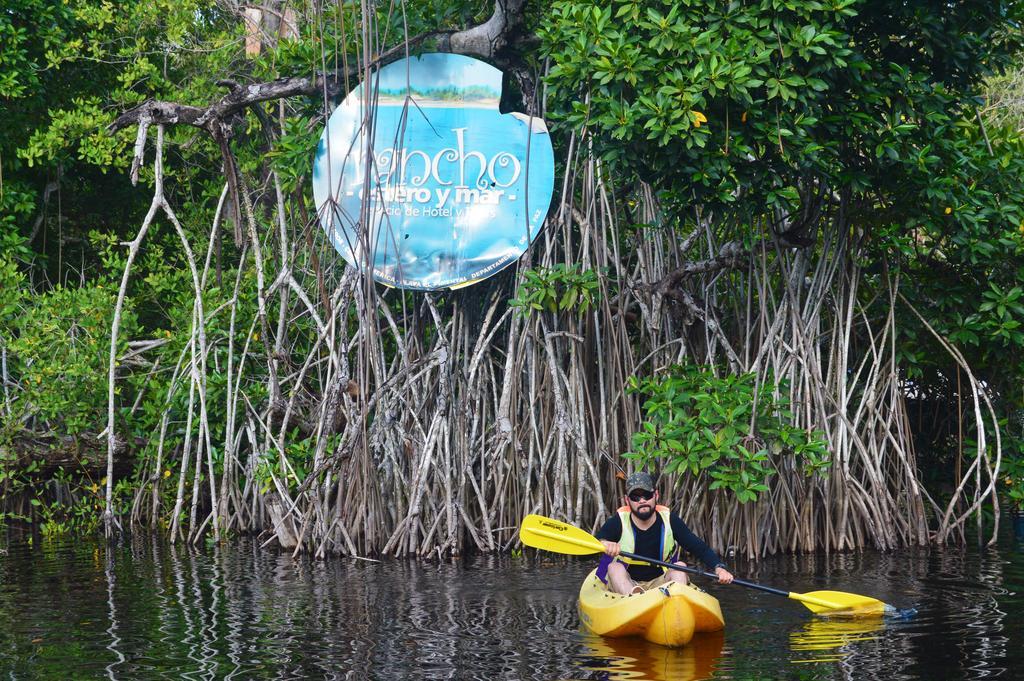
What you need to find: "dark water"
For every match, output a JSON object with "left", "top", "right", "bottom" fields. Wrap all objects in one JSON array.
[{"left": 1, "top": 527, "right": 1022, "bottom": 680}]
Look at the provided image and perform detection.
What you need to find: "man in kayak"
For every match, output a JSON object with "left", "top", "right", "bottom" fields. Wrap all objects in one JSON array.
[{"left": 597, "top": 471, "right": 734, "bottom": 595}]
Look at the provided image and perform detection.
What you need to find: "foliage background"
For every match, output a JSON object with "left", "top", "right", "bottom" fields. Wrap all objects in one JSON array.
[{"left": 1, "top": 0, "right": 1023, "bottom": 551}]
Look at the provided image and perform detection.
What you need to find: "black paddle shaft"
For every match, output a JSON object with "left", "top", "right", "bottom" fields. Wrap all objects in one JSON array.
[{"left": 620, "top": 550, "right": 790, "bottom": 598}]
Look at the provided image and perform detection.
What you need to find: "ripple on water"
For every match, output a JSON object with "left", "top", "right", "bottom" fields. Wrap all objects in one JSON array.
[{"left": 2, "top": 535, "right": 1024, "bottom": 679}]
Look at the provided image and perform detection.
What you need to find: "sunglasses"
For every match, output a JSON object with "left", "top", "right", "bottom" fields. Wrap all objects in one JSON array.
[{"left": 628, "top": 491, "right": 654, "bottom": 502}]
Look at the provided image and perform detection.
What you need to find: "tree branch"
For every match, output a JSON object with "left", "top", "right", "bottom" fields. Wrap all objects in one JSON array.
[
  {"left": 110, "top": 1, "right": 528, "bottom": 135},
  {"left": 442, "top": 0, "right": 528, "bottom": 59},
  {"left": 652, "top": 240, "right": 749, "bottom": 293}
]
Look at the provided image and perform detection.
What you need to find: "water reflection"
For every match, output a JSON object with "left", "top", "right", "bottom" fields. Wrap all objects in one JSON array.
[
  {"left": 103, "top": 548, "right": 125, "bottom": 680},
  {"left": 0, "top": 532, "right": 1022, "bottom": 680},
  {"left": 579, "top": 631, "right": 724, "bottom": 681},
  {"left": 789, "top": 617, "right": 883, "bottom": 663}
]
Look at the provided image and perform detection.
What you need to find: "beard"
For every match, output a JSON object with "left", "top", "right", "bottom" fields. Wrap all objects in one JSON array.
[{"left": 633, "top": 504, "right": 655, "bottom": 521}]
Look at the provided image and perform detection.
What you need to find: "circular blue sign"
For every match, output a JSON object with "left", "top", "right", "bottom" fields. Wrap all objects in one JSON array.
[{"left": 312, "top": 53, "right": 555, "bottom": 290}]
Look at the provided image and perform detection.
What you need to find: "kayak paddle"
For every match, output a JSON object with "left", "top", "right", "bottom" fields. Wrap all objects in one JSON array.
[{"left": 519, "top": 514, "right": 899, "bottom": 617}]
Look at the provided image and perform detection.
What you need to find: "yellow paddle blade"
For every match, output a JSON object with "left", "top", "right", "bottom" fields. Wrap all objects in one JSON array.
[
  {"left": 791, "top": 590, "right": 888, "bottom": 616},
  {"left": 519, "top": 514, "right": 605, "bottom": 555}
]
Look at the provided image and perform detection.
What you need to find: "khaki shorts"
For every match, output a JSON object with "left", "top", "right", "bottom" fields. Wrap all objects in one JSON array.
[{"left": 633, "top": 571, "right": 683, "bottom": 592}]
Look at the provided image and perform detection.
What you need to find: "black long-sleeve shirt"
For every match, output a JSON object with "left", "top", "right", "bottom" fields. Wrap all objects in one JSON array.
[{"left": 595, "top": 512, "right": 724, "bottom": 582}]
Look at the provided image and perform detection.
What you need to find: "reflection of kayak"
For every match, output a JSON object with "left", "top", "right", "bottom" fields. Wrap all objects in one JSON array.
[
  {"left": 578, "top": 569, "right": 725, "bottom": 647},
  {"left": 581, "top": 630, "right": 725, "bottom": 681}
]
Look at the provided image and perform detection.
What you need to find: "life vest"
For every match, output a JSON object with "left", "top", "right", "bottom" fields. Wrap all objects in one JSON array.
[{"left": 615, "top": 505, "right": 676, "bottom": 568}]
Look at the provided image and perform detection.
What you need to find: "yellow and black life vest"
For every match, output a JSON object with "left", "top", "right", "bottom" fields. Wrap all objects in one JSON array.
[{"left": 615, "top": 505, "right": 676, "bottom": 568}]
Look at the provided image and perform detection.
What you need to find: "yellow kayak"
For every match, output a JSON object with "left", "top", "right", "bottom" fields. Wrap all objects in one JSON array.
[{"left": 577, "top": 568, "right": 725, "bottom": 647}]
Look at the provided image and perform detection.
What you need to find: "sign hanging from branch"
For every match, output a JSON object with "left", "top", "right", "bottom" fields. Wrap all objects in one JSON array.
[{"left": 311, "top": 53, "right": 555, "bottom": 290}]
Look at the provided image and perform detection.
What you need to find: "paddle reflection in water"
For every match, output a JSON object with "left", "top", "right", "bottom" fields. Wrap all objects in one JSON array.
[
  {"left": 577, "top": 631, "right": 724, "bottom": 681},
  {"left": 788, "top": 617, "right": 884, "bottom": 664}
]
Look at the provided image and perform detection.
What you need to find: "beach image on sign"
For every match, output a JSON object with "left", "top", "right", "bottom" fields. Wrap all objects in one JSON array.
[{"left": 311, "top": 53, "right": 555, "bottom": 290}]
